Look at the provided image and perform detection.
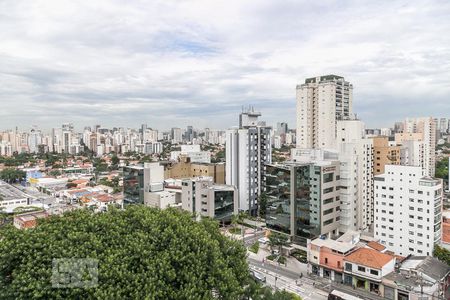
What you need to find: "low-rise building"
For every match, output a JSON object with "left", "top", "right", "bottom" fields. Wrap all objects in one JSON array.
[
  {"left": 0, "top": 180, "right": 30, "bottom": 212},
  {"left": 13, "top": 210, "right": 49, "bottom": 229},
  {"left": 343, "top": 247, "right": 396, "bottom": 295},
  {"left": 181, "top": 177, "right": 237, "bottom": 222},
  {"left": 382, "top": 256, "right": 450, "bottom": 300}
]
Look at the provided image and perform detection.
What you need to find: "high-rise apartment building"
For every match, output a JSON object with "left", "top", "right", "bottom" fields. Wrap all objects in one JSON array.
[
  {"left": 226, "top": 109, "right": 272, "bottom": 214},
  {"left": 396, "top": 117, "right": 436, "bottom": 176},
  {"left": 374, "top": 165, "right": 442, "bottom": 256},
  {"left": 372, "top": 136, "right": 401, "bottom": 175},
  {"left": 296, "top": 75, "right": 353, "bottom": 149},
  {"left": 336, "top": 120, "right": 374, "bottom": 232}
]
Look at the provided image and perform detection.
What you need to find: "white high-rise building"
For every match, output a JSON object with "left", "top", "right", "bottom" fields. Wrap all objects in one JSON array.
[
  {"left": 336, "top": 120, "right": 374, "bottom": 233},
  {"left": 171, "top": 128, "right": 182, "bottom": 144},
  {"left": 226, "top": 109, "right": 272, "bottom": 214},
  {"left": 296, "top": 75, "right": 353, "bottom": 149},
  {"left": 374, "top": 165, "right": 442, "bottom": 256},
  {"left": 397, "top": 117, "right": 436, "bottom": 176}
]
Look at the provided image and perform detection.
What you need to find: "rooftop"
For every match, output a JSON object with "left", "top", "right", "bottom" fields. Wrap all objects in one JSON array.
[
  {"left": 0, "top": 181, "right": 29, "bottom": 201},
  {"left": 401, "top": 256, "right": 450, "bottom": 281},
  {"left": 367, "top": 241, "right": 386, "bottom": 252},
  {"left": 344, "top": 247, "right": 394, "bottom": 269},
  {"left": 310, "top": 238, "right": 356, "bottom": 254}
]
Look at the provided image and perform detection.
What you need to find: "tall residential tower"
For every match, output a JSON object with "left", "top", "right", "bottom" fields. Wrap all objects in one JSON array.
[{"left": 296, "top": 75, "right": 353, "bottom": 149}]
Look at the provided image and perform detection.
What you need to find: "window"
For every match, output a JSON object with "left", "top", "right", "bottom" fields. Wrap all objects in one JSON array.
[
  {"left": 370, "top": 269, "right": 379, "bottom": 276},
  {"left": 323, "top": 173, "right": 334, "bottom": 183},
  {"left": 345, "top": 263, "right": 352, "bottom": 271},
  {"left": 323, "top": 197, "right": 334, "bottom": 205},
  {"left": 324, "top": 208, "right": 334, "bottom": 215},
  {"left": 358, "top": 266, "right": 366, "bottom": 272},
  {"left": 323, "top": 187, "right": 334, "bottom": 194},
  {"left": 323, "top": 218, "right": 334, "bottom": 226}
]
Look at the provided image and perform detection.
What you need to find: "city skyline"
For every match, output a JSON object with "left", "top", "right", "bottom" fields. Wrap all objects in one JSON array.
[{"left": 1, "top": 0, "right": 450, "bottom": 130}]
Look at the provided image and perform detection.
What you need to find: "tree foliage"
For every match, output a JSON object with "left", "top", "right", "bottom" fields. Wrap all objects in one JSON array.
[
  {"left": 0, "top": 168, "right": 26, "bottom": 183},
  {"left": 435, "top": 157, "right": 449, "bottom": 180},
  {"left": 433, "top": 245, "right": 450, "bottom": 266},
  {"left": 0, "top": 206, "right": 250, "bottom": 299}
]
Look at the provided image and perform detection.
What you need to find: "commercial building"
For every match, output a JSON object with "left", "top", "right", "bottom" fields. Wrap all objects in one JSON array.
[
  {"left": 122, "top": 162, "right": 164, "bottom": 205},
  {"left": 265, "top": 155, "right": 341, "bottom": 246},
  {"left": 296, "top": 75, "right": 353, "bottom": 149},
  {"left": 343, "top": 247, "right": 396, "bottom": 294},
  {"left": 181, "top": 177, "right": 237, "bottom": 222},
  {"left": 374, "top": 165, "right": 443, "bottom": 256},
  {"left": 226, "top": 108, "right": 272, "bottom": 214},
  {"left": 0, "top": 181, "right": 31, "bottom": 212},
  {"left": 164, "top": 155, "right": 225, "bottom": 184}
]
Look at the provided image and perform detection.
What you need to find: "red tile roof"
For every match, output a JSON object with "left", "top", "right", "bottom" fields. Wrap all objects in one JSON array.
[
  {"left": 345, "top": 247, "right": 394, "bottom": 269},
  {"left": 367, "top": 241, "right": 386, "bottom": 252}
]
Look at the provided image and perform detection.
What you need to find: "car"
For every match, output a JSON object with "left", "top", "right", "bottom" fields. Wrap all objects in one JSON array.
[
  {"left": 251, "top": 271, "right": 266, "bottom": 283},
  {"left": 258, "top": 237, "right": 269, "bottom": 244}
]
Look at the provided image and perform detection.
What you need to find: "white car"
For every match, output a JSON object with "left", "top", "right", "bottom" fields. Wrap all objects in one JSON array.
[{"left": 258, "top": 237, "right": 269, "bottom": 244}]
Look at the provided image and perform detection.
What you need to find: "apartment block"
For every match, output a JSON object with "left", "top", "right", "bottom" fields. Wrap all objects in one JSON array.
[
  {"left": 296, "top": 75, "right": 353, "bottom": 149},
  {"left": 397, "top": 117, "right": 436, "bottom": 176},
  {"left": 372, "top": 136, "right": 401, "bottom": 175},
  {"left": 374, "top": 165, "right": 443, "bottom": 256},
  {"left": 336, "top": 120, "right": 374, "bottom": 232},
  {"left": 226, "top": 109, "right": 272, "bottom": 214}
]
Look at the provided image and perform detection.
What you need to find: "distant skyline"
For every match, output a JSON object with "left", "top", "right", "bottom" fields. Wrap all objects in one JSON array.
[{"left": 1, "top": 0, "right": 450, "bottom": 130}]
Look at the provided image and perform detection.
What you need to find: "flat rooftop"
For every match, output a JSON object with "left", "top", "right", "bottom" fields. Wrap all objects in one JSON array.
[{"left": 0, "top": 181, "right": 29, "bottom": 201}]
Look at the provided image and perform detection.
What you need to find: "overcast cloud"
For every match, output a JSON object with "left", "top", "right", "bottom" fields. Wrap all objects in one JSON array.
[{"left": 1, "top": 0, "right": 449, "bottom": 131}]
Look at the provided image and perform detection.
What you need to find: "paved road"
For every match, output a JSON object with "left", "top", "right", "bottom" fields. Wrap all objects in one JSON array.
[{"left": 248, "top": 257, "right": 328, "bottom": 300}]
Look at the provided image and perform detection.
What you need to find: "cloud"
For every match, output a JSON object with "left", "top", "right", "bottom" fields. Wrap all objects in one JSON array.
[{"left": 0, "top": 0, "right": 449, "bottom": 132}]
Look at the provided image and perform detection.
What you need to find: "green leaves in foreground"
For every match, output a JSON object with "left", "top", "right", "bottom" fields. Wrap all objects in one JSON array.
[{"left": 0, "top": 206, "right": 249, "bottom": 300}]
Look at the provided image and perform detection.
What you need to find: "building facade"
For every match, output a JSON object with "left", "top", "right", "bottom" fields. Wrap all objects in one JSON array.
[
  {"left": 181, "top": 177, "right": 237, "bottom": 222},
  {"left": 296, "top": 75, "right": 353, "bottom": 149},
  {"left": 264, "top": 159, "right": 341, "bottom": 246},
  {"left": 374, "top": 165, "right": 443, "bottom": 256},
  {"left": 226, "top": 109, "right": 272, "bottom": 214}
]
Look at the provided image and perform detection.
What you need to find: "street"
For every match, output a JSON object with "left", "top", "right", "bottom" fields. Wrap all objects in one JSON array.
[{"left": 247, "top": 257, "right": 328, "bottom": 300}]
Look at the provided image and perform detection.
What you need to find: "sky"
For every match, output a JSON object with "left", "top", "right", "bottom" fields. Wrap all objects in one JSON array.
[{"left": 0, "top": 0, "right": 449, "bottom": 131}]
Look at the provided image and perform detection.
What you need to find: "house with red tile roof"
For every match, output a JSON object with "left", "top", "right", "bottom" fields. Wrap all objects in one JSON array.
[{"left": 343, "top": 247, "right": 396, "bottom": 295}]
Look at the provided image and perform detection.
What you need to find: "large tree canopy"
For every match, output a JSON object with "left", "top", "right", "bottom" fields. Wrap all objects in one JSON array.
[{"left": 0, "top": 206, "right": 250, "bottom": 299}]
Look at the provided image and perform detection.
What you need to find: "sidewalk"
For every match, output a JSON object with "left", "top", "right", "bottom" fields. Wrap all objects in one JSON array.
[
  {"left": 247, "top": 247, "right": 307, "bottom": 276},
  {"left": 309, "top": 274, "right": 385, "bottom": 300}
]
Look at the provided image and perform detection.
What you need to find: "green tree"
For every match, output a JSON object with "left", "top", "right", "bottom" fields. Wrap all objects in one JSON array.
[
  {"left": 0, "top": 168, "right": 26, "bottom": 183},
  {"left": 268, "top": 232, "right": 290, "bottom": 255},
  {"left": 0, "top": 206, "right": 251, "bottom": 299},
  {"left": 435, "top": 157, "right": 449, "bottom": 180},
  {"left": 433, "top": 245, "right": 450, "bottom": 265}
]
